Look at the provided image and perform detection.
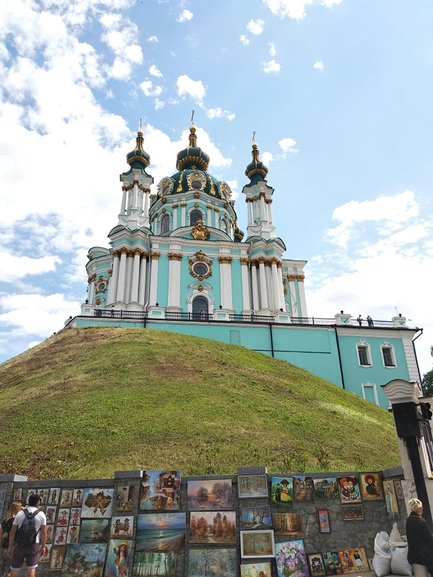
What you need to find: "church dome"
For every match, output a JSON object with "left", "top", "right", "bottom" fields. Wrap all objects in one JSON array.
[
  {"left": 176, "top": 125, "right": 210, "bottom": 171},
  {"left": 245, "top": 143, "right": 268, "bottom": 183},
  {"left": 126, "top": 129, "right": 150, "bottom": 169}
]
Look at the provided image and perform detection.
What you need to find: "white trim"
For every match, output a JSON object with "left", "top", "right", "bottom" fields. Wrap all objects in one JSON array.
[
  {"left": 381, "top": 342, "right": 397, "bottom": 368},
  {"left": 362, "top": 382, "right": 379, "bottom": 405},
  {"left": 356, "top": 340, "right": 372, "bottom": 367}
]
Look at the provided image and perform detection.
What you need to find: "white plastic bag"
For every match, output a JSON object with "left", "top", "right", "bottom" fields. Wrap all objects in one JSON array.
[
  {"left": 373, "top": 531, "right": 392, "bottom": 577},
  {"left": 390, "top": 547, "right": 411, "bottom": 576}
]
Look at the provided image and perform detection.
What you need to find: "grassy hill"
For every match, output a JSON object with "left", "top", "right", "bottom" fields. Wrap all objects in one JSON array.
[{"left": 0, "top": 327, "right": 400, "bottom": 480}]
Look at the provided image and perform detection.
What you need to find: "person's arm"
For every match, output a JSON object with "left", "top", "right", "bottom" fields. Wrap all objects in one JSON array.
[
  {"left": 39, "top": 525, "right": 47, "bottom": 552},
  {"left": 7, "top": 524, "right": 17, "bottom": 557}
]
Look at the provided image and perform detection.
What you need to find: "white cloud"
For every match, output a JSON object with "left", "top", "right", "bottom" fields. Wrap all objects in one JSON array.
[
  {"left": 262, "top": 151, "right": 274, "bottom": 166},
  {"left": 140, "top": 80, "right": 163, "bottom": 97},
  {"left": 263, "top": 0, "right": 342, "bottom": 20},
  {"left": 279, "top": 137, "right": 298, "bottom": 154},
  {"left": 0, "top": 252, "right": 60, "bottom": 283},
  {"left": 149, "top": 64, "right": 163, "bottom": 78},
  {"left": 314, "top": 60, "right": 324, "bottom": 70},
  {"left": 263, "top": 59, "right": 281, "bottom": 73},
  {"left": 177, "top": 9, "right": 193, "bottom": 22},
  {"left": 207, "top": 107, "right": 236, "bottom": 121},
  {"left": 322, "top": 0, "right": 343, "bottom": 7},
  {"left": 240, "top": 34, "right": 250, "bottom": 46},
  {"left": 269, "top": 42, "right": 277, "bottom": 57},
  {"left": 147, "top": 35, "right": 159, "bottom": 43},
  {"left": 247, "top": 19, "right": 265, "bottom": 35},
  {"left": 176, "top": 74, "right": 206, "bottom": 102}
]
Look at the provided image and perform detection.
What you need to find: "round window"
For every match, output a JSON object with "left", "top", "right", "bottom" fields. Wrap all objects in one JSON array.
[
  {"left": 97, "top": 282, "right": 106, "bottom": 292},
  {"left": 192, "top": 262, "right": 209, "bottom": 277},
  {"left": 191, "top": 180, "right": 202, "bottom": 190}
]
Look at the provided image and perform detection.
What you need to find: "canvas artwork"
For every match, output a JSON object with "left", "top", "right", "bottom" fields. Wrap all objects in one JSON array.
[
  {"left": 57, "top": 508, "right": 71, "bottom": 527},
  {"left": 104, "top": 539, "right": 131, "bottom": 577},
  {"left": 313, "top": 478, "right": 339, "bottom": 499},
  {"left": 384, "top": 480, "right": 400, "bottom": 519},
  {"left": 318, "top": 509, "right": 331, "bottom": 533},
  {"left": 48, "top": 488, "right": 60, "bottom": 506},
  {"left": 337, "top": 477, "right": 362, "bottom": 504},
  {"left": 46, "top": 506, "right": 57, "bottom": 525},
  {"left": 275, "top": 539, "right": 309, "bottom": 577},
  {"left": 401, "top": 479, "right": 417, "bottom": 502},
  {"left": 135, "top": 512, "right": 186, "bottom": 552},
  {"left": 62, "top": 543, "right": 107, "bottom": 577},
  {"left": 49, "top": 546, "right": 66, "bottom": 572},
  {"left": 13, "top": 488, "right": 23, "bottom": 502},
  {"left": 240, "top": 562, "right": 272, "bottom": 577},
  {"left": 80, "top": 519, "right": 110, "bottom": 542},
  {"left": 114, "top": 484, "right": 135, "bottom": 513},
  {"left": 134, "top": 551, "right": 176, "bottom": 577},
  {"left": 70, "top": 508, "right": 81, "bottom": 526},
  {"left": 238, "top": 474, "right": 269, "bottom": 498},
  {"left": 322, "top": 552, "right": 343, "bottom": 575},
  {"left": 338, "top": 548, "right": 369, "bottom": 573},
  {"left": 393, "top": 480, "right": 404, "bottom": 500},
  {"left": 189, "top": 549, "right": 237, "bottom": 577},
  {"left": 66, "top": 525, "right": 80, "bottom": 544},
  {"left": 308, "top": 553, "right": 327, "bottom": 577},
  {"left": 46, "top": 525, "right": 55, "bottom": 544},
  {"left": 294, "top": 476, "right": 315, "bottom": 502},
  {"left": 190, "top": 511, "right": 236, "bottom": 544},
  {"left": 111, "top": 515, "right": 134, "bottom": 538},
  {"left": 272, "top": 512, "right": 302, "bottom": 536},
  {"left": 40, "top": 544, "right": 52, "bottom": 564},
  {"left": 341, "top": 504, "right": 364, "bottom": 521},
  {"left": 54, "top": 527, "right": 68, "bottom": 546},
  {"left": 359, "top": 473, "right": 384, "bottom": 501},
  {"left": 271, "top": 477, "right": 293, "bottom": 505},
  {"left": 60, "top": 489, "right": 73, "bottom": 508},
  {"left": 240, "top": 530, "right": 275, "bottom": 558},
  {"left": 140, "top": 471, "right": 181, "bottom": 511},
  {"left": 241, "top": 506, "right": 272, "bottom": 530},
  {"left": 187, "top": 479, "right": 233, "bottom": 510},
  {"left": 72, "top": 489, "right": 84, "bottom": 507},
  {"left": 81, "top": 488, "right": 114, "bottom": 518}
]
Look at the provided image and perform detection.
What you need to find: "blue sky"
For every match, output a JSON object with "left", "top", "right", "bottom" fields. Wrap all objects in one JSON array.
[{"left": 1, "top": 0, "right": 432, "bottom": 375}]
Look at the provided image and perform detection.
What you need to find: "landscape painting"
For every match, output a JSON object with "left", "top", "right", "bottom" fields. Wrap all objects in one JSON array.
[
  {"left": 135, "top": 513, "right": 186, "bottom": 552},
  {"left": 189, "top": 511, "right": 236, "bottom": 544},
  {"left": 240, "top": 530, "right": 275, "bottom": 558},
  {"left": 313, "top": 478, "right": 339, "bottom": 499},
  {"left": 308, "top": 553, "right": 327, "bottom": 577},
  {"left": 134, "top": 551, "right": 176, "bottom": 577},
  {"left": 104, "top": 540, "right": 131, "bottom": 577},
  {"left": 81, "top": 488, "right": 114, "bottom": 518},
  {"left": 187, "top": 479, "right": 233, "bottom": 510},
  {"left": 293, "top": 477, "right": 315, "bottom": 502},
  {"left": 337, "top": 477, "right": 361, "bottom": 504},
  {"left": 140, "top": 471, "right": 181, "bottom": 511},
  {"left": 322, "top": 552, "right": 343, "bottom": 575},
  {"left": 80, "top": 519, "right": 110, "bottom": 542},
  {"left": 188, "top": 548, "right": 236, "bottom": 577},
  {"left": 114, "top": 484, "right": 135, "bottom": 513},
  {"left": 62, "top": 543, "right": 107, "bottom": 577},
  {"left": 359, "top": 473, "right": 383, "bottom": 501},
  {"left": 238, "top": 474, "right": 268, "bottom": 498},
  {"left": 111, "top": 515, "right": 134, "bottom": 538},
  {"left": 270, "top": 477, "right": 293, "bottom": 505},
  {"left": 272, "top": 512, "right": 302, "bottom": 536},
  {"left": 275, "top": 539, "right": 308, "bottom": 577},
  {"left": 240, "top": 506, "right": 272, "bottom": 530},
  {"left": 241, "top": 562, "right": 272, "bottom": 577}
]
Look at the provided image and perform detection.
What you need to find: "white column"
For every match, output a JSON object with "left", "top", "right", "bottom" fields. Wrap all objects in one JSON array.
[
  {"left": 181, "top": 203, "right": 186, "bottom": 226},
  {"left": 265, "top": 263, "right": 273, "bottom": 310},
  {"left": 207, "top": 206, "right": 212, "bottom": 226},
  {"left": 172, "top": 205, "right": 178, "bottom": 229},
  {"left": 298, "top": 276, "right": 308, "bottom": 317},
  {"left": 267, "top": 199, "right": 273, "bottom": 223},
  {"left": 258, "top": 258, "right": 269, "bottom": 310},
  {"left": 138, "top": 254, "right": 147, "bottom": 306},
  {"left": 247, "top": 200, "right": 253, "bottom": 226},
  {"left": 121, "top": 189, "right": 127, "bottom": 213},
  {"left": 277, "top": 264, "right": 285, "bottom": 310},
  {"left": 168, "top": 254, "right": 182, "bottom": 308},
  {"left": 149, "top": 253, "right": 160, "bottom": 306},
  {"left": 259, "top": 195, "right": 266, "bottom": 220},
  {"left": 87, "top": 276, "right": 96, "bottom": 303},
  {"left": 251, "top": 262, "right": 259, "bottom": 311},
  {"left": 130, "top": 250, "right": 141, "bottom": 303},
  {"left": 241, "top": 259, "right": 251, "bottom": 312},
  {"left": 107, "top": 253, "right": 120, "bottom": 304},
  {"left": 116, "top": 249, "right": 127, "bottom": 302},
  {"left": 219, "top": 256, "right": 233, "bottom": 310},
  {"left": 144, "top": 190, "right": 150, "bottom": 214},
  {"left": 125, "top": 253, "right": 133, "bottom": 303},
  {"left": 271, "top": 261, "right": 280, "bottom": 312}
]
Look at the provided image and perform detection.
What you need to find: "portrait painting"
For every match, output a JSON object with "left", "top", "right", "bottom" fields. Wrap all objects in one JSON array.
[
  {"left": 62, "top": 543, "right": 107, "bottom": 577},
  {"left": 81, "top": 488, "right": 114, "bottom": 518},
  {"left": 271, "top": 477, "right": 293, "bottom": 506},
  {"left": 111, "top": 515, "right": 134, "bottom": 538},
  {"left": 70, "top": 508, "right": 81, "bottom": 526},
  {"left": 135, "top": 512, "right": 186, "bottom": 552},
  {"left": 104, "top": 539, "right": 131, "bottom": 577},
  {"left": 338, "top": 548, "right": 369, "bottom": 573},
  {"left": 189, "top": 549, "right": 236, "bottom": 577},
  {"left": 80, "top": 519, "right": 110, "bottom": 542},
  {"left": 240, "top": 530, "right": 275, "bottom": 558},
  {"left": 337, "top": 476, "right": 361, "bottom": 504},
  {"left": 294, "top": 476, "right": 315, "bottom": 502},
  {"left": 241, "top": 562, "right": 272, "bottom": 577},
  {"left": 187, "top": 478, "right": 233, "bottom": 510},
  {"left": 46, "top": 506, "right": 57, "bottom": 525},
  {"left": 359, "top": 473, "right": 383, "bottom": 501},
  {"left": 49, "top": 546, "right": 66, "bottom": 572},
  {"left": 322, "top": 551, "right": 343, "bottom": 575},
  {"left": 54, "top": 526, "right": 68, "bottom": 546},
  {"left": 46, "top": 525, "right": 54, "bottom": 544},
  {"left": 140, "top": 471, "right": 181, "bottom": 511},
  {"left": 190, "top": 511, "right": 236, "bottom": 544},
  {"left": 72, "top": 488, "right": 84, "bottom": 507},
  {"left": 393, "top": 479, "right": 404, "bottom": 500},
  {"left": 272, "top": 512, "right": 302, "bottom": 536},
  {"left": 238, "top": 474, "right": 268, "bottom": 499},
  {"left": 60, "top": 489, "right": 73, "bottom": 508},
  {"left": 13, "top": 488, "right": 23, "bottom": 502},
  {"left": 308, "top": 553, "right": 327, "bottom": 577},
  {"left": 34, "top": 488, "right": 49, "bottom": 505},
  {"left": 313, "top": 478, "right": 339, "bottom": 499},
  {"left": 57, "top": 508, "right": 70, "bottom": 527},
  {"left": 275, "top": 539, "right": 308, "bottom": 577},
  {"left": 48, "top": 488, "right": 60, "bottom": 505},
  {"left": 341, "top": 504, "right": 364, "bottom": 521},
  {"left": 318, "top": 509, "right": 331, "bottom": 533},
  {"left": 241, "top": 505, "right": 272, "bottom": 530},
  {"left": 134, "top": 551, "right": 176, "bottom": 577},
  {"left": 383, "top": 480, "right": 400, "bottom": 519},
  {"left": 66, "top": 524, "right": 80, "bottom": 544},
  {"left": 39, "top": 544, "right": 52, "bottom": 564},
  {"left": 114, "top": 483, "right": 135, "bottom": 513}
]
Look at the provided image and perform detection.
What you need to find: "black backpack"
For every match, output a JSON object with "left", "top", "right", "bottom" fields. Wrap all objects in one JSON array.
[{"left": 15, "top": 509, "right": 40, "bottom": 546}]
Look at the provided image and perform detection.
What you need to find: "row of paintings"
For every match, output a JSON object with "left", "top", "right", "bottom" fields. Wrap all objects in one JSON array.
[{"left": 13, "top": 488, "right": 115, "bottom": 518}]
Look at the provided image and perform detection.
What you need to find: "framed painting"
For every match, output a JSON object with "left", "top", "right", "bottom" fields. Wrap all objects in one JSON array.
[
  {"left": 72, "top": 488, "right": 84, "bottom": 507},
  {"left": 241, "top": 505, "right": 272, "bottom": 530},
  {"left": 57, "top": 508, "right": 70, "bottom": 527},
  {"left": 313, "top": 478, "right": 339, "bottom": 499},
  {"left": 338, "top": 548, "right": 369, "bottom": 573},
  {"left": 104, "top": 540, "right": 131, "bottom": 577},
  {"left": 49, "top": 546, "right": 66, "bottom": 572},
  {"left": 140, "top": 471, "right": 181, "bottom": 511},
  {"left": 187, "top": 478, "right": 233, "bottom": 510},
  {"left": 294, "top": 476, "right": 315, "bottom": 502},
  {"left": 189, "top": 549, "right": 236, "bottom": 577},
  {"left": 401, "top": 479, "right": 417, "bottom": 502},
  {"left": 241, "top": 562, "right": 272, "bottom": 577},
  {"left": 393, "top": 479, "right": 404, "bottom": 500},
  {"left": 337, "top": 476, "right": 361, "bottom": 504},
  {"left": 60, "top": 489, "right": 73, "bottom": 508},
  {"left": 46, "top": 525, "right": 54, "bottom": 544},
  {"left": 53, "top": 527, "right": 68, "bottom": 546},
  {"left": 114, "top": 483, "right": 135, "bottom": 513},
  {"left": 308, "top": 553, "right": 327, "bottom": 577},
  {"left": 81, "top": 488, "right": 114, "bottom": 518},
  {"left": 341, "top": 504, "right": 364, "bottom": 521},
  {"left": 62, "top": 543, "right": 107, "bottom": 577},
  {"left": 359, "top": 473, "right": 384, "bottom": 501},
  {"left": 272, "top": 512, "right": 302, "bottom": 536},
  {"left": 12, "top": 488, "right": 23, "bottom": 502},
  {"left": 39, "top": 544, "right": 52, "bottom": 564},
  {"left": 322, "top": 551, "right": 343, "bottom": 575},
  {"left": 275, "top": 539, "right": 309, "bottom": 577},
  {"left": 135, "top": 512, "right": 186, "bottom": 552},
  {"left": 80, "top": 519, "right": 110, "bottom": 542},
  {"left": 318, "top": 508, "right": 331, "bottom": 533},
  {"left": 134, "top": 551, "right": 176, "bottom": 577},
  {"left": 190, "top": 511, "right": 236, "bottom": 544},
  {"left": 35, "top": 488, "right": 49, "bottom": 505},
  {"left": 271, "top": 477, "right": 293, "bottom": 505},
  {"left": 66, "top": 525, "right": 80, "bottom": 544},
  {"left": 240, "top": 530, "right": 275, "bottom": 558},
  {"left": 70, "top": 508, "right": 81, "bottom": 526},
  {"left": 46, "top": 506, "right": 57, "bottom": 525},
  {"left": 238, "top": 474, "right": 268, "bottom": 498},
  {"left": 384, "top": 480, "right": 400, "bottom": 519},
  {"left": 111, "top": 515, "right": 134, "bottom": 538}
]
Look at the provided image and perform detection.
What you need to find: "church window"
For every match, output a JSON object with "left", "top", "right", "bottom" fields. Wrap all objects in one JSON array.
[
  {"left": 381, "top": 343, "right": 396, "bottom": 367},
  {"left": 190, "top": 209, "right": 203, "bottom": 226},
  {"left": 192, "top": 295, "right": 209, "bottom": 319},
  {"left": 191, "top": 180, "right": 203, "bottom": 190},
  {"left": 161, "top": 213, "right": 170, "bottom": 234},
  {"left": 357, "top": 342, "right": 371, "bottom": 366},
  {"left": 192, "top": 262, "right": 209, "bottom": 277}
]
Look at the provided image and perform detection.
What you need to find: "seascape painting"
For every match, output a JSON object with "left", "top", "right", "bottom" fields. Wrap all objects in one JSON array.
[
  {"left": 135, "top": 513, "right": 186, "bottom": 552},
  {"left": 80, "top": 519, "right": 110, "bottom": 543},
  {"left": 187, "top": 479, "right": 233, "bottom": 510}
]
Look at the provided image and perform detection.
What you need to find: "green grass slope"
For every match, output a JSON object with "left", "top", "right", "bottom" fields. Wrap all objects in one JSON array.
[{"left": 0, "top": 327, "right": 399, "bottom": 480}]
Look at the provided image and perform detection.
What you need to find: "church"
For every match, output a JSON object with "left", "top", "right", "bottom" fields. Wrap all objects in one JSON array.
[{"left": 68, "top": 124, "right": 421, "bottom": 409}]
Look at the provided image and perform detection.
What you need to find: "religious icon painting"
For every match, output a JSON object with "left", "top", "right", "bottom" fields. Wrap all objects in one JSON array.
[
  {"left": 46, "top": 506, "right": 57, "bottom": 525},
  {"left": 135, "top": 513, "right": 186, "bottom": 552},
  {"left": 308, "top": 553, "right": 327, "bottom": 577},
  {"left": 240, "top": 530, "right": 275, "bottom": 559},
  {"left": 66, "top": 524, "right": 80, "bottom": 544},
  {"left": 294, "top": 476, "right": 315, "bottom": 502},
  {"left": 240, "top": 562, "right": 272, "bottom": 577},
  {"left": 187, "top": 478, "right": 233, "bottom": 511},
  {"left": 111, "top": 515, "right": 134, "bottom": 538},
  {"left": 240, "top": 505, "right": 272, "bottom": 530},
  {"left": 337, "top": 476, "right": 362, "bottom": 504},
  {"left": 275, "top": 539, "right": 308, "bottom": 577},
  {"left": 237, "top": 474, "right": 268, "bottom": 498},
  {"left": 81, "top": 488, "right": 114, "bottom": 518},
  {"left": 189, "top": 549, "right": 236, "bottom": 577},
  {"left": 45, "top": 525, "right": 54, "bottom": 544},
  {"left": 270, "top": 476, "right": 293, "bottom": 506},
  {"left": 190, "top": 511, "right": 236, "bottom": 544},
  {"left": 114, "top": 483, "right": 135, "bottom": 513},
  {"left": 70, "top": 507, "right": 81, "bottom": 526},
  {"left": 318, "top": 509, "right": 331, "bottom": 533},
  {"left": 12, "top": 488, "right": 23, "bottom": 502},
  {"left": 341, "top": 504, "right": 364, "bottom": 521},
  {"left": 72, "top": 488, "right": 84, "bottom": 507},
  {"left": 49, "top": 545, "right": 66, "bottom": 572},
  {"left": 272, "top": 512, "right": 302, "bottom": 536},
  {"left": 80, "top": 519, "right": 110, "bottom": 543},
  {"left": 57, "top": 508, "right": 70, "bottom": 527},
  {"left": 338, "top": 547, "right": 369, "bottom": 574},
  {"left": 140, "top": 471, "right": 181, "bottom": 511},
  {"left": 54, "top": 526, "right": 68, "bottom": 546},
  {"left": 313, "top": 478, "right": 339, "bottom": 499},
  {"left": 322, "top": 551, "right": 344, "bottom": 575},
  {"left": 393, "top": 479, "right": 404, "bottom": 500},
  {"left": 383, "top": 480, "right": 400, "bottom": 519},
  {"left": 48, "top": 488, "right": 60, "bottom": 506},
  {"left": 359, "top": 473, "right": 383, "bottom": 501},
  {"left": 60, "top": 488, "right": 73, "bottom": 508},
  {"left": 134, "top": 552, "right": 176, "bottom": 577},
  {"left": 62, "top": 543, "right": 108, "bottom": 577},
  {"left": 39, "top": 544, "right": 52, "bottom": 564},
  {"left": 104, "top": 539, "right": 131, "bottom": 577}
]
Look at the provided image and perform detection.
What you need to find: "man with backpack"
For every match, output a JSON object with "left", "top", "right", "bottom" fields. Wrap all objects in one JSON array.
[{"left": 7, "top": 494, "right": 47, "bottom": 577}]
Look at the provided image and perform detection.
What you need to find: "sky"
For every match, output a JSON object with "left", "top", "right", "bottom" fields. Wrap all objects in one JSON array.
[{"left": 1, "top": 0, "right": 433, "bottom": 376}]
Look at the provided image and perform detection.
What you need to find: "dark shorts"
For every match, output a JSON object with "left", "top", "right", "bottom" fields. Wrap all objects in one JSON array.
[{"left": 10, "top": 543, "right": 40, "bottom": 569}]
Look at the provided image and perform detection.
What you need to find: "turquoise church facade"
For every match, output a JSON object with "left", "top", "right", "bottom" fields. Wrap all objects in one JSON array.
[{"left": 68, "top": 125, "right": 421, "bottom": 409}]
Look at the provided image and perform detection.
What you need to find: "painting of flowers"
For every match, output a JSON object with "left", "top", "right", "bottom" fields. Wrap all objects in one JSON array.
[{"left": 275, "top": 539, "right": 309, "bottom": 577}]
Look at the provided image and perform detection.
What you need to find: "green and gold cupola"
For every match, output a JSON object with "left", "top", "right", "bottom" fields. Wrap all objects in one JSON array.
[
  {"left": 245, "top": 143, "right": 268, "bottom": 184},
  {"left": 126, "top": 129, "right": 150, "bottom": 170}
]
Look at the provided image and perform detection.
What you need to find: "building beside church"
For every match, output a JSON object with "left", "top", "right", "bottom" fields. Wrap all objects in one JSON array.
[{"left": 68, "top": 125, "right": 422, "bottom": 409}]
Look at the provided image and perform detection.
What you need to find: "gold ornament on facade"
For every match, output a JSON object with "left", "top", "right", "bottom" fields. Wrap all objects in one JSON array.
[
  {"left": 95, "top": 298, "right": 101, "bottom": 305},
  {"left": 177, "top": 172, "right": 184, "bottom": 192},
  {"left": 157, "top": 177, "right": 174, "bottom": 197},
  {"left": 189, "top": 251, "right": 213, "bottom": 280},
  {"left": 240, "top": 258, "right": 249, "bottom": 266},
  {"left": 191, "top": 220, "right": 210, "bottom": 240},
  {"left": 151, "top": 252, "right": 161, "bottom": 260},
  {"left": 193, "top": 191, "right": 200, "bottom": 199},
  {"left": 197, "top": 284, "right": 204, "bottom": 292},
  {"left": 186, "top": 170, "right": 206, "bottom": 192},
  {"left": 108, "top": 269, "right": 112, "bottom": 277},
  {"left": 287, "top": 274, "right": 305, "bottom": 282},
  {"left": 168, "top": 252, "right": 183, "bottom": 261},
  {"left": 218, "top": 256, "right": 233, "bottom": 265}
]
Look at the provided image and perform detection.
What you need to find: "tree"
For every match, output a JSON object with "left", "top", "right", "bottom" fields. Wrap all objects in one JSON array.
[{"left": 422, "top": 369, "right": 433, "bottom": 397}]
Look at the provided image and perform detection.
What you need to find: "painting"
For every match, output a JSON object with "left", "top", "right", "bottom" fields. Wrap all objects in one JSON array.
[
  {"left": 189, "top": 549, "right": 236, "bottom": 577},
  {"left": 140, "top": 471, "right": 181, "bottom": 511},
  {"left": 240, "top": 506, "right": 272, "bottom": 529},
  {"left": 57, "top": 508, "right": 71, "bottom": 527},
  {"left": 322, "top": 552, "right": 343, "bottom": 575},
  {"left": 240, "top": 530, "right": 275, "bottom": 558},
  {"left": 66, "top": 525, "right": 80, "bottom": 544},
  {"left": 272, "top": 512, "right": 302, "bottom": 536},
  {"left": 359, "top": 473, "right": 384, "bottom": 501},
  {"left": 70, "top": 508, "right": 81, "bottom": 526},
  {"left": 318, "top": 509, "right": 331, "bottom": 533},
  {"left": 104, "top": 539, "right": 131, "bottom": 577},
  {"left": 338, "top": 548, "right": 369, "bottom": 573},
  {"left": 134, "top": 551, "right": 176, "bottom": 577},
  {"left": 337, "top": 476, "right": 361, "bottom": 504},
  {"left": 383, "top": 480, "right": 400, "bottom": 519},
  {"left": 394, "top": 479, "right": 404, "bottom": 500},
  {"left": 114, "top": 484, "right": 135, "bottom": 513},
  {"left": 341, "top": 504, "right": 364, "bottom": 521},
  {"left": 238, "top": 474, "right": 268, "bottom": 498},
  {"left": 48, "top": 488, "right": 60, "bottom": 506},
  {"left": 80, "top": 519, "right": 110, "bottom": 542},
  {"left": 111, "top": 516, "right": 134, "bottom": 538},
  {"left": 72, "top": 489, "right": 84, "bottom": 507},
  {"left": 275, "top": 539, "right": 308, "bottom": 577},
  {"left": 308, "top": 553, "right": 327, "bottom": 577},
  {"left": 294, "top": 476, "right": 315, "bottom": 502},
  {"left": 54, "top": 527, "right": 68, "bottom": 546},
  {"left": 313, "top": 478, "right": 339, "bottom": 499},
  {"left": 40, "top": 544, "right": 52, "bottom": 564},
  {"left": 135, "top": 512, "right": 186, "bottom": 552},
  {"left": 187, "top": 479, "right": 233, "bottom": 510},
  {"left": 13, "top": 488, "right": 23, "bottom": 502},
  {"left": 401, "top": 479, "right": 417, "bottom": 502},
  {"left": 46, "top": 525, "right": 55, "bottom": 544},
  {"left": 81, "top": 488, "right": 114, "bottom": 518},
  {"left": 62, "top": 543, "right": 107, "bottom": 577},
  {"left": 241, "top": 562, "right": 272, "bottom": 577},
  {"left": 190, "top": 511, "right": 236, "bottom": 544},
  {"left": 49, "top": 546, "right": 66, "bottom": 571},
  {"left": 60, "top": 489, "right": 73, "bottom": 508},
  {"left": 46, "top": 506, "right": 57, "bottom": 525},
  {"left": 271, "top": 477, "right": 293, "bottom": 505}
]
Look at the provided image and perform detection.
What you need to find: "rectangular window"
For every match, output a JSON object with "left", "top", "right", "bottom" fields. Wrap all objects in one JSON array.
[
  {"left": 362, "top": 383, "right": 379, "bottom": 405},
  {"left": 382, "top": 347, "right": 395, "bottom": 367},
  {"left": 358, "top": 345, "right": 370, "bottom": 366}
]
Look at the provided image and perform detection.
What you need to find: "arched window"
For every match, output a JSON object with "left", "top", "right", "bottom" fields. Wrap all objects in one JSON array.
[
  {"left": 192, "top": 295, "right": 209, "bottom": 320},
  {"left": 161, "top": 213, "right": 170, "bottom": 234},
  {"left": 190, "top": 209, "right": 203, "bottom": 226},
  {"left": 220, "top": 218, "right": 228, "bottom": 233}
]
